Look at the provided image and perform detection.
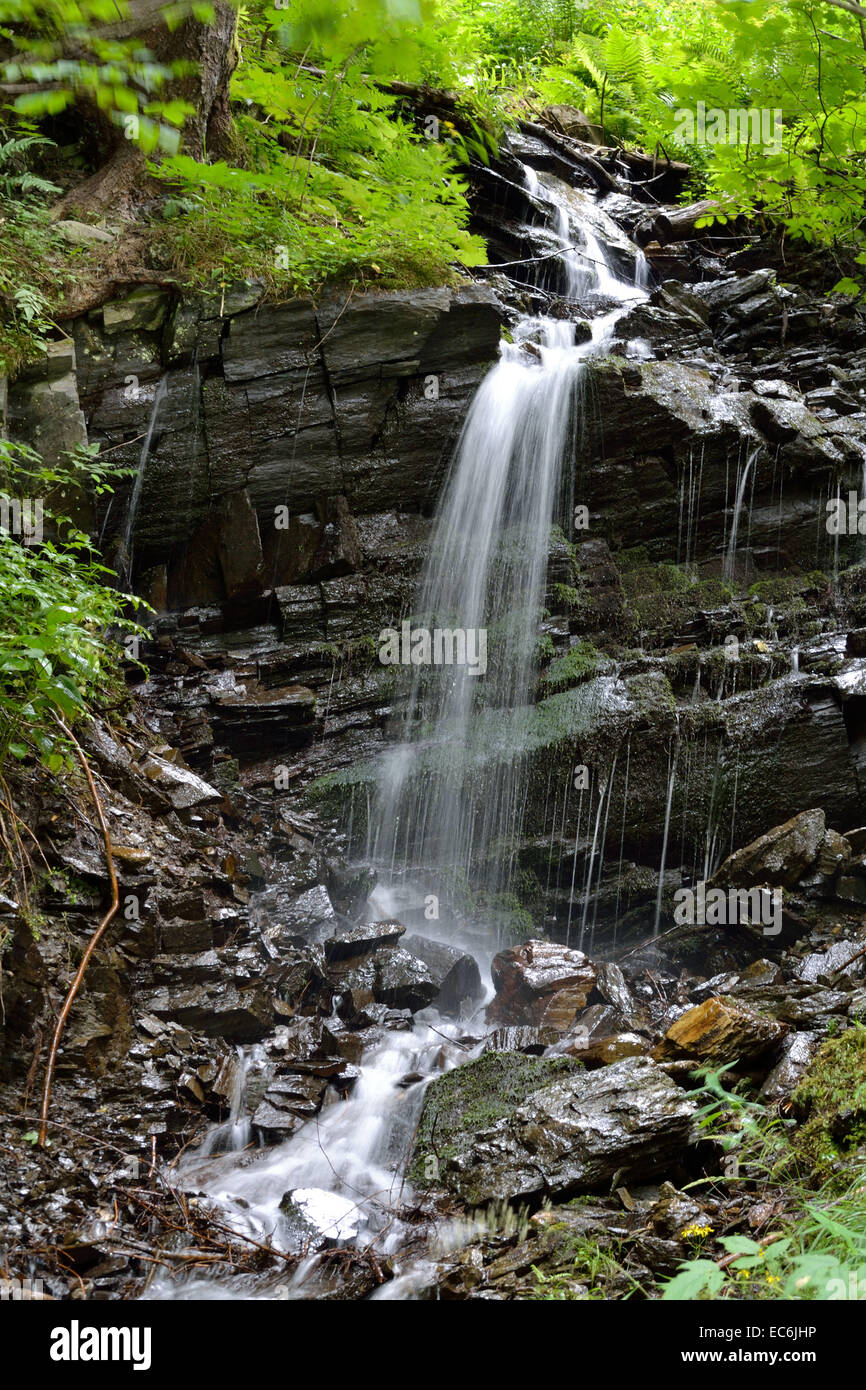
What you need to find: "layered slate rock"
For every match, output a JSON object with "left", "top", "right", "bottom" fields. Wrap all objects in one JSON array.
[
  {"left": 409, "top": 1052, "right": 697, "bottom": 1205},
  {"left": 322, "top": 920, "right": 406, "bottom": 962},
  {"left": 147, "top": 981, "right": 274, "bottom": 1041},
  {"left": 93, "top": 283, "right": 503, "bottom": 564},
  {"left": 209, "top": 680, "right": 317, "bottom": 755}
]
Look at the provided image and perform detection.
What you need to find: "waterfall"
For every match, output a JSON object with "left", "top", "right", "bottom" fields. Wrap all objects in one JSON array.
[
  {"left": 368, "top": 179, "right": 645, "bottom": 919},
  {"left": 147, "top": 166, "right": 655, "bottom": 1306}
]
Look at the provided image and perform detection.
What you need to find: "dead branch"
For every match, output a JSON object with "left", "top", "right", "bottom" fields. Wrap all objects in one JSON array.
[{"left": 37, "top": 717, "right": 120, "bottom": 1147}]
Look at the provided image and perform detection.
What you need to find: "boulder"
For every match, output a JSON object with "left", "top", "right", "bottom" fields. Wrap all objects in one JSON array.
[
  {"left": 797, "top": 939, "right": 865, "bottom": 984},
  {"left": 273, "top": 886, "right": 339, "bottom": 942},
  {"left": 374, "top": 947, "right": 438, "bottom": 1012},
  {"left": 760, "top": 1032, "right": 820, "bottom": 1100},
  {"left": 482, "top": 1026, "right": 560, "bottom": 1055},
  {"left": 595, "top": 960, "right": 635, "bottom": 1018},
  {"left": 279, "top": 1189, "right": 359, "bottom": 1249},
  {"left": 323, "top": 920, "right": 405, "bottom": 961},
  {"left": 409, "top": 1052, "right": 697, "bottom": 1205},
  {"left": 54, "top": 220, "right": 116, "bottom": 247},
  {"left": 262, "top": 1074, "right": 327, "bottom": 1117},
  {"left": 711, "top": 808, "right": 827, "bottom": 889},
  {"left": 575, "top": 1032, "right": 649, "bottom": 1066},
  {"left": 102, "top": 287, "right": 169, "bottom": 335},
  {"left": 402, "top": 934, "right": 484, "bottom": 1015},
  {"left": 251, "top": 1102, "right": 304, "bottom": 1143},
  {"left": 487, "top": 940, "right": 597, "bottom": 1027},
  {"left": 137, "top": 752, "right": 222, "bottom": 810},
  {"left": 542, "top": 104, "right": 603, "bottom": 144},
  {"left": 654, "top": 996, "right": 786, "bottom": 1065},
  {"left": 333, "top": 944, "right": 437, "bottom": 1016}
]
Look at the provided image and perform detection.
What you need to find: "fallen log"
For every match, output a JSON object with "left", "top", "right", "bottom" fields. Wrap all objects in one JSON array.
[
  {"left": 635, "top": 199, "right": 726, "bottom": 247},
  {"left": 519, "top": 120, "right": 623, "bottom": 195}
]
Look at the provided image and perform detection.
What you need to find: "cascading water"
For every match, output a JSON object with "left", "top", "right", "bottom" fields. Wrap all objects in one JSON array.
[
  {"left": 368, "top": 174, "right": 646, "bottom": 919},
  {"left": 723, "top": 445, "right": 760, "bottom": 582}
]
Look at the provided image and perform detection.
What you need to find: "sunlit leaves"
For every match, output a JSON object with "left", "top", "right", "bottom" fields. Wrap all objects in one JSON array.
[{"left": 0, "top": 0, "right": 198, "bottom": 151}]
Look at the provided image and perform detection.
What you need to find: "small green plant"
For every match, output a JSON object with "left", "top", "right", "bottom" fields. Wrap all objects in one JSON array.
[{"left": 0, "top": 438, "right": 148, "bottom": 774}]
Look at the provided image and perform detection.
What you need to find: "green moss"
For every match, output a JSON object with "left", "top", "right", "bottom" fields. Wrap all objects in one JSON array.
[
  {"left": 742, "top": 600, "right": 767, "bottom": 634},
  {"left": 621, "top": 561, "right": 693, "bottom": 599},
  {"left": 626, "top": 669, "right": 676, "bottom": 718},
  {"left": 748, "top": 573, "right": 823, "bottom": 605},
  {"left": 791, "top": 1026, "right": 866, "bottom": 1187},
  {"left": 551, "top": 582, "right": 582, "bottom": 609},
  {"left": 542, "top": 639, "right": 599, "bottom": 693},
  {"left": 691, "top": 577, "right": 734, "bottom": 607},
  {"left": 409, "top": 1052, "right": 581, "bottom": 1185},
  {"left": 617, "top": 545, "right": 652, "bottom": 571}
]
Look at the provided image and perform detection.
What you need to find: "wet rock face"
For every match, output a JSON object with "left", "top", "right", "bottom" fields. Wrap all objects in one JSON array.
[
  {"left": 410, "top": 1052, "right": 697, "bottom": 1205},
  {"left": 75, "top": 283, "right": 503, "bottom": 581}
]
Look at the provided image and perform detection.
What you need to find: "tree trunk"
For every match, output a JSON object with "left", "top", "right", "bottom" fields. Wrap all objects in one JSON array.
[{"left": 54, "top": 0, "right": 238, "bottom": 218}]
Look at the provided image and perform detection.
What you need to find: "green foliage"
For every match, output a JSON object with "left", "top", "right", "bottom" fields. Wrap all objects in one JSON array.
[
  {"left": 529, "top": 1235, "right": 628, "bottom": 1300},
  {"left": 5, "top": 0, "right": 866, "bottom": 306},
  {"left": 0, "top": 125, "right": 65, "bottom": 374},
  {"left": 663, "top": 1058, "right": 866, "bottom": 1301},
  {"left": 0, "top": 0, "right": 196, "bottom": 154},
  {"left": 0, "top": 439, "right": 147, "bottom": 772},
  {"left": 663, "top": 1180, "right": 866, "bottom": 1301},
  {"left": 449, "top": 0, "right": 866, "bottom": 274},
  {"left": 154, "top": 1, "right": 490, "bottom": 293}
]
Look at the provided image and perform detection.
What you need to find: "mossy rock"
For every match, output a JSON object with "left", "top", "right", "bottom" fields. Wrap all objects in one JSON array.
[
  {"left": 790, "top": 1026, "right": 866, "bottom": 1187},
  {"left": 408, "top": 1052, "right": 580, "bottom": 1184},
  {"left": 542, "top": 639, "right": 599, "bottom": 693},
  {"left": 626, "top": 669, "right": 676, "bottom": 720},
  {"left": 748, "top": 572, "right": 829, "bottom": 606}
]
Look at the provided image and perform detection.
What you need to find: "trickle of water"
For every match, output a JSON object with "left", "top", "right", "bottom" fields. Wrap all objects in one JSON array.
[
  {"left": 122, "top": 376, "right": 167, "bottom": 581},
  {"left": 653, "top": 742, "right": 679, "bottom": 935},
  {"left": 724, "top": 445, "right": 759, "bottom": 583},
  {"left": 198, "top": 1046, "right": 264, "bottom": 1157}
]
